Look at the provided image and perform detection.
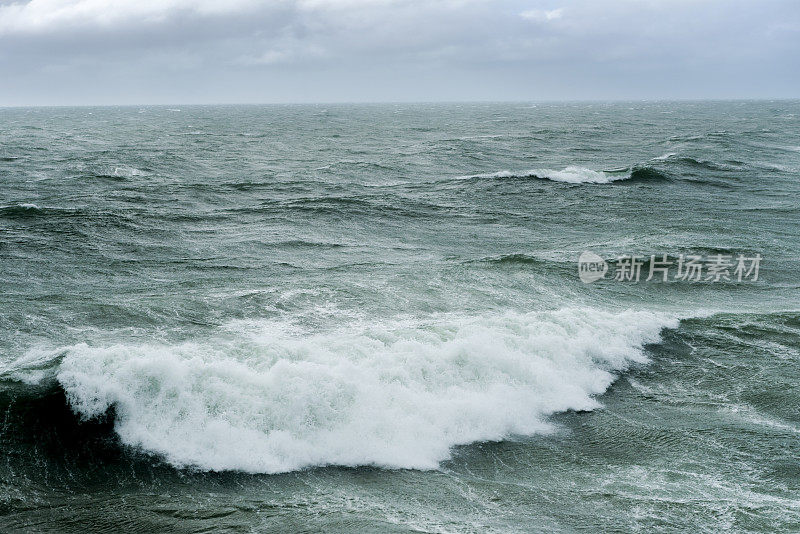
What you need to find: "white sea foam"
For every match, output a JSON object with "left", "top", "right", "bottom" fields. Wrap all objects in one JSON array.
[
  {"left": 54, "top": 308, "right": 677, "bottom": 473},
  {"left": 466, "top": 166, "right": 630, "bottom": 184},
  {"left": 112, "top": 166, "right": 147, "bottom": 177},
  {"left": 653, "top": 152, "right": 677, "bottom": 161},
  {"left": 0, "top": 345, "right": 63, "bottom": 384},
  {"left": 533, "top": 166, "right": 628, "bottom": 184}
]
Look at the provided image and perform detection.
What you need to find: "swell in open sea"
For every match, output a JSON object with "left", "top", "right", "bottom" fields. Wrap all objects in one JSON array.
[{"left": 1, "top": 101, "right": 799, "bottom": 532}]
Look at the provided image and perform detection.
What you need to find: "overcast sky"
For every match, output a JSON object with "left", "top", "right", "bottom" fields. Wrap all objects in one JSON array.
[{"left": 1, "top": 0, "right": 798, "bottom": 105}]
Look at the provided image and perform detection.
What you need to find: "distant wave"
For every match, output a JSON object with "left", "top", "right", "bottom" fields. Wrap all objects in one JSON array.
[
  {"left": 112, "top": 166, "right": 149, "bottom": 177},
  {"left": 464, "top": 166, "right": 626, "bottom": 184},
  {"left": 461, "top": 165, "right": 670, "bottom": 184},
  {"left": 0, "top": 203, "right": 42, "bottom": 217},
  {"left": 471, "top": 253, "right": 581, "bottom": 273},
  {"left": 5, "top": 309, "right": 676, "bottom": 474},
  {"left": 627, "top": 166, "right": 673, "bottom": 182},
  {"left": 0, "top": 204, "right": 90, "bottom": 219},
  {"left": 475, "top": 253, "right": 549, "bottom": 266},
  {"left": 650, "top": 154, "right": 743, "bottom": 172},
  {"left": 460, "top": 151, "right": 752, "bottom": 185}
]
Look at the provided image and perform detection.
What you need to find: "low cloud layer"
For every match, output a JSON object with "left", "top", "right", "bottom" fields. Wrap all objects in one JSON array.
[{"left": 1, "top": 0, "right": 798, "bottom": 104}]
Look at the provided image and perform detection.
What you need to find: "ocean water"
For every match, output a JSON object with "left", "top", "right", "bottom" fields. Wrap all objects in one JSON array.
[{"left": 1, "top": 101, "right": 799, "bottom": 532}]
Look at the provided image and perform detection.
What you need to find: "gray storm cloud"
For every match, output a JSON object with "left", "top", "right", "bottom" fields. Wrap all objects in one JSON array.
[{"left": 0, "top": 0, "right": 798, "bottom": 104}]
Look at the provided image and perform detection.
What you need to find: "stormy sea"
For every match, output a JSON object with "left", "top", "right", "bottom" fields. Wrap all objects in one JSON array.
[{"left": 1, "top": 101, "right": 799, "bottom": 532}]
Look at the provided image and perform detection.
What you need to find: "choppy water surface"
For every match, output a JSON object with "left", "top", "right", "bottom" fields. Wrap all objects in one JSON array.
[{"left": 1, "top": 101, "right": 799, "bottom": 532}]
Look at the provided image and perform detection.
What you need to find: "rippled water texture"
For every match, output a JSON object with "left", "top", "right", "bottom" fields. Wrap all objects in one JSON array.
[{"left": 1, "top": 101, "right": 799, "bottom": 532}]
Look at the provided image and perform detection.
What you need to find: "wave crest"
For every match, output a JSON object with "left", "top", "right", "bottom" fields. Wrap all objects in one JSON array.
[
  {"left": 464, "top": 166, "right": 651, "bottom": 184},
  {"left": 37, "top": 309, "right": 679, "bottom": 473}
]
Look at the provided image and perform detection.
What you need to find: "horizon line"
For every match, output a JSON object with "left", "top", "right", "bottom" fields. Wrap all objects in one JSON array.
[{"left": 2, "top": 97, "right": 799, "bottom": 109}]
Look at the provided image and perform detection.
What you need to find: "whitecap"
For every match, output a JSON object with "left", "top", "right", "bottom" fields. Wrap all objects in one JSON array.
[
  {"left": 462, "top": 166, "right": 631, "bottom": 184},
  {"left": 112, "top": 166, "right": 147, "bottom": 177},
  {"left": 52, "top": 308, "right": 678, "bottom": 473}
]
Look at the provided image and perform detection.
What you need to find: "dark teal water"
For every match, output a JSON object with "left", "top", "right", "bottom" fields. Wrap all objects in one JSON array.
[{"left": 1, "top": 102, "right": 799, "bottom": 532}]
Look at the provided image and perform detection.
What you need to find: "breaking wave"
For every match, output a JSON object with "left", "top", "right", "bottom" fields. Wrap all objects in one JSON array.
[
  {"left": 0, "top": 203, "right": 43, "bottom": 217},
  {"left": 462, "top": 165, "right": 670, "bottom": 184},
  {"left": 8, "top": 309, "right": 677, "bottom": 474}
]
